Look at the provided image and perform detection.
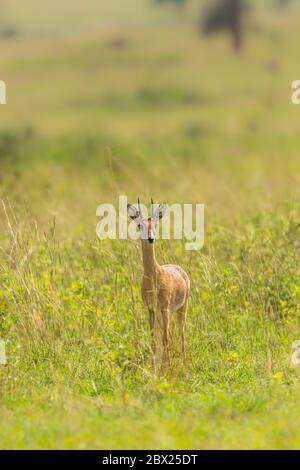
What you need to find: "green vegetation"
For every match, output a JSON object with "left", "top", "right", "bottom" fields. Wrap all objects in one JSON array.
[{"left": 0, "top": 2, "right": 300, "bottom": 449}]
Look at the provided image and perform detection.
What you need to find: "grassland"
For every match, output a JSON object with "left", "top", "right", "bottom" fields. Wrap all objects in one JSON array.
[{"left": 0, "top": 3, "right": 300, "bottom": 449}]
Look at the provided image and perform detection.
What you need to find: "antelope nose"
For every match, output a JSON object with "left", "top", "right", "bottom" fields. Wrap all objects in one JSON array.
[{"left": 148, "top": 237, "right": 154, "bottom": 244}]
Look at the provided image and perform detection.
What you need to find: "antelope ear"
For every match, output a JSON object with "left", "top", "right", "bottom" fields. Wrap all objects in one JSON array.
[
  {"left": 153, "top": 203, "right": 167, "bottom": 221},
  {"left": 127, "top": 204, "right": 141, "bottom": 222}
]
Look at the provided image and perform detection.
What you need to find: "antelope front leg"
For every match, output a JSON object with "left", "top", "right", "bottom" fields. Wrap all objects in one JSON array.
[
  {"left": 148, "top": 308, "right": 157, "bottom": 370},
  {"left": 161, "top": 307, "right": 171, "bottom": 370}
]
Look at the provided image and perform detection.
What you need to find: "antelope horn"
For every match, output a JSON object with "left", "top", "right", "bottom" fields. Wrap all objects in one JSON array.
[
  {"left": 138, "top": 197, "right": 142, "bottom": 217},
  {"left": 151, "top": 198, "right": 154, "bottom": 217}
]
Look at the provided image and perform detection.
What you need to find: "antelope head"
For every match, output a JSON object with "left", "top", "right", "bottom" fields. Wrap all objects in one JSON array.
[{"left": 127, "top": 198, "right": 167, "bottom": 244}]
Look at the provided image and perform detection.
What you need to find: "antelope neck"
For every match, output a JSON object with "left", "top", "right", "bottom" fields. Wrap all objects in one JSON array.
[{"left": 141, "top": 240, "right": 160, "bottom": 276}]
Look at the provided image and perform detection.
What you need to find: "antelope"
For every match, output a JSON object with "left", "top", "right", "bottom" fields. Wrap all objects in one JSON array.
[{"left": 127, "top": 199, "right": 190, "bottom": 370}]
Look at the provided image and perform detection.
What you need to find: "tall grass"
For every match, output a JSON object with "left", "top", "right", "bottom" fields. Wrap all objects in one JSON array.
[{"left": 0, "top": 131, "right": 299, "bottom": 448}]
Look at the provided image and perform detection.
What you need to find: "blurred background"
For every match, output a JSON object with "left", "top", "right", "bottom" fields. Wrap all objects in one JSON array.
[{"left": 0, "top": 0, "right": 300, "bottom": 228}]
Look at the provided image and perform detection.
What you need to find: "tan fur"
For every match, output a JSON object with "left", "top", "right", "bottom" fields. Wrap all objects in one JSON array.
[{"left": 128, "top": 210, "right": 190, "bottom": 370}]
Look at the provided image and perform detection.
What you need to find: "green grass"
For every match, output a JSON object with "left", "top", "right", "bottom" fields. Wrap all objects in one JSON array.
[{"left": 1, "top": 7, "right": 300, "bottom": 449}]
